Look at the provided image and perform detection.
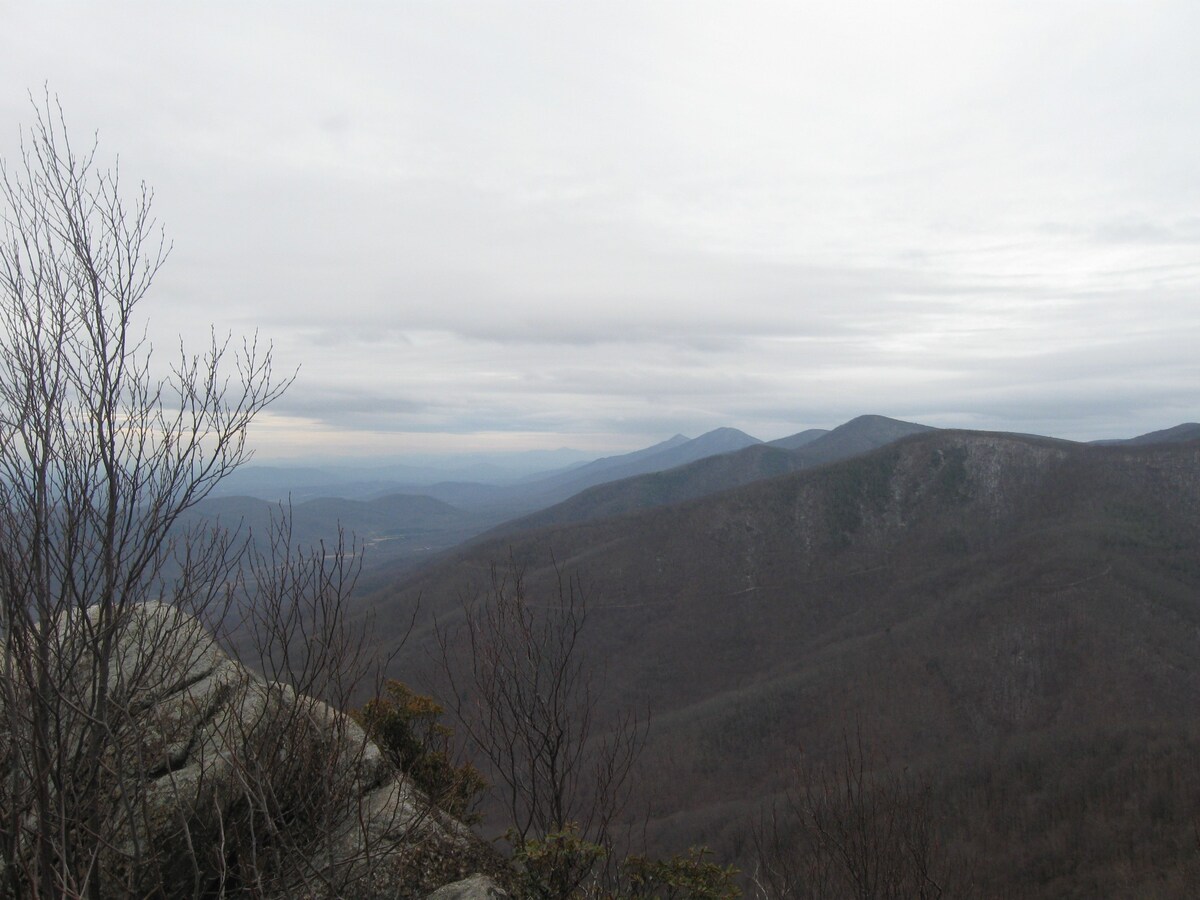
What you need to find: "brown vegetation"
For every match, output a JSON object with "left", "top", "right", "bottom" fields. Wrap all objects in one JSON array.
[
  {"left": 377, "top": 429, "right": 1200, "bottom": 896},
  {"left": 433, "top": 559, "right": 647, "bottom": 866}
]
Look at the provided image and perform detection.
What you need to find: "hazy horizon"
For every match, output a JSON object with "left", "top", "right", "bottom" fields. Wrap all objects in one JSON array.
[
  {"left": 243, "top": 413, "right": 1195, "bottom": 467},
  {"left": 4, "top": 3, "right": 1198, "bottom": 457}
]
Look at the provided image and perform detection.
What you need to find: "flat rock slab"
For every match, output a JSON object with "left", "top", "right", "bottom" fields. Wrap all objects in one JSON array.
[{"left": 425, "top": 874, "right": 509, "bottom": 899}]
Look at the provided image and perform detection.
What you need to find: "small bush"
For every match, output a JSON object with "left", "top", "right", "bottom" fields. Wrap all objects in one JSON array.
[
  {"left": 624, "top": 846, "right": 741, "bottom": 899},
  {"left": 509, "top": 824, "right": 606, "bottom": 899},
  {"left": 354, "top": 679, "right": 487, "bottom": 822}
]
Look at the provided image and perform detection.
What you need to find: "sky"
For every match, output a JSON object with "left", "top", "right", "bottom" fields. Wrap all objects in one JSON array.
[{"left": 2, "top": 2, "right": 1198, "bottom": 460}]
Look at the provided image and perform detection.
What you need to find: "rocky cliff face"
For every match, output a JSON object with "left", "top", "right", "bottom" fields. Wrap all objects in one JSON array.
[{"left": 3, "top": 602, "right": 506, "bottom": 899}]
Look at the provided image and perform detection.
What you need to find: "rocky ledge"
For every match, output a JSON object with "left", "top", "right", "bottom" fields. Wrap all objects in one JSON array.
[{"left": 3, "top": 601, "right": 506, "bottom": 898}]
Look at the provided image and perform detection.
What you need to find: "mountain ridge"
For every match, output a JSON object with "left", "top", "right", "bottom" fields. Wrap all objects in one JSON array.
[
  {"left": 484, "top": 414, "right": 936, "bottom": 537},
  {"left": 373, "top": 430, "right": 1200, "bottom": 896},
  {"left": 1093, "top": 421, "right": 1200, "bottom": 446},
  {"left": 766, "top": 427, "right": 830, "bottom": 449}
]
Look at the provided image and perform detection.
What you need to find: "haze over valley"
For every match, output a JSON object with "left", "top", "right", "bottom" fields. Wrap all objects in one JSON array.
[
  {"left": 5, "top": 2, "right": 1200, "bottom": 896},
  {"left": 184, "top": 411, "right": 1200, "bottom": 893}
]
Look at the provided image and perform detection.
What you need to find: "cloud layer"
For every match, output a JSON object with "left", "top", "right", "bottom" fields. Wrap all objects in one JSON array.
[{"left": 2, "top": 2, "right": 1198, "bottom": 456}]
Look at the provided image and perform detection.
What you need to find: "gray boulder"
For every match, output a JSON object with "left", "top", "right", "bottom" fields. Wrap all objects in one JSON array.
[
  {"left": 425, "top": 874, "right": 510, "bottom": 898},
  {"left": 4, "top": 601, "right": 502, "bottom": 898}
]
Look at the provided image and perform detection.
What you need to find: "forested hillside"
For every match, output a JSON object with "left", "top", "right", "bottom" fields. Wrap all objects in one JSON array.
[{"left": 372, "top": 431, "right": 1200, "bottom": 896}]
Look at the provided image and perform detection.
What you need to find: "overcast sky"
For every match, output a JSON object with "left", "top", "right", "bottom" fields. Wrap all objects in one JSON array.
[{"left": 2, "top": 2, "right": 1198, "bottom": 459}]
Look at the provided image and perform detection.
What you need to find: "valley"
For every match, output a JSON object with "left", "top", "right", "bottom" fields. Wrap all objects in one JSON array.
[
  {"left": 172, "top": 413, "right": 1200, "bottom": 894},
  {"left": 291, "top": 417, "right": 1200, "bottom": 896}
]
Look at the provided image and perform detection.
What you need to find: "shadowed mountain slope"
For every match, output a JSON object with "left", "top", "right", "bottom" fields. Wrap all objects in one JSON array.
[
  {"left": 1095, "top": 422, "right": 1200, "bottom": 446},
  {"left": 766, "top": 427, "right": 829, "bottom": 449},
  {"left": 525, "top": 434, "right": 692, "bottom": 486},
  {"left": 189, "top": 417, "right": 936, "bottom": 581},
  {"left": 488, "top": 414, "right": 938, "bottom": 536},
  {"left": 793, "top": 413, "right": 934, "bottom": 462},
  {"left": 374, "top": 431, "right": 1200, "bottom": 896},
  {"left": 487, "top": 444, "right": 801, "bottom": 536},
  {"left": 380, "top": 429, "right": 762, "bottom": 518},
  {"left": 183, "top": 492, "right": 476, "bottom": 574},
  {"left": 518, "top": 427, "right": 762, "bottom": 499}
]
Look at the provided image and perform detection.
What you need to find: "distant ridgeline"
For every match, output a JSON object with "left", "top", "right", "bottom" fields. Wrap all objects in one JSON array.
[{"left": 375, "top": 423, "right": 1200, "bottom": 897}]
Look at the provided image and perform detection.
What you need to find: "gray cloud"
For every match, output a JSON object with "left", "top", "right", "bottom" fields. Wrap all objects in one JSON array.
[{"left": 2, "top": 2, "right": 1198, "bottom": 456}]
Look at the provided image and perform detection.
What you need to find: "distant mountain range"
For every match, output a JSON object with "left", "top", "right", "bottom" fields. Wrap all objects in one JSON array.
[
  {"left": 186, "top": 417, "right": 1200, "bottom": 586},
  {"left": 186, "top": 415, "right": 1200, "bottom": 891},
  {"left": 1092, "top": 421, "right": 1200, "bottom": 446},
  {"left": 503, "top": 427, "right": 763, "bottom": 511},
  {"left": 208, "top": 419, "right": 1197, "bottom": 507},
  {"left": 765, "top": 427, "right": 829, "bottom": 449},
  {"left": 373, "top": 428, "right": 1200, "bottom": 897},
  {"left": 487, "top": 415, "right": 934, "bottom": 536}
]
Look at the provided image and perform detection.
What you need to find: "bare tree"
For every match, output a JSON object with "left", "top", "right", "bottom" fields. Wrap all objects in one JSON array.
[
  {"left": 198, "top": 519, "right": 402, "bottom": 898},
  {"left": 435, "top": 557, "right": 646, "bottom": 865},
  {"left": 0, "top": 97, "right": 397, "bottom": 898},
  {"left": 752, "top": 728, "right": 951, "bottom": 900}
]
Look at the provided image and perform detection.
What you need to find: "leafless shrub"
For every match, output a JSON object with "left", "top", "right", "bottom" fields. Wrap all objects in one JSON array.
[
  {"left": 752, "top": 727, "right": 953, "bottom": 900},
  {"left": 0, "top": 94, "right": 405, "bottom": 899},
  {"left": 435, "top": 556, "right": 647, "bottom": 868}
]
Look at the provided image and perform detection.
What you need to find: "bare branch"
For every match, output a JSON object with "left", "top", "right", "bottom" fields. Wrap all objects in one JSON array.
[
  {"left": 0, "top": 93, "right": 403, "bottom": 899},
  {"left": 435, "top": 552, "right": 648, "bottom": 883}
]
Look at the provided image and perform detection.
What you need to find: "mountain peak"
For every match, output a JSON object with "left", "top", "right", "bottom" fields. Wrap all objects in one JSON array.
[
  {"left": 836, "top": 413, "right": 932, "bottom": 430},
  {"left": 691, "top": 427, "right": 762, "bottom": 445},
  {"left": 795, "top": 415, "right": 935, "bottom": 463}
]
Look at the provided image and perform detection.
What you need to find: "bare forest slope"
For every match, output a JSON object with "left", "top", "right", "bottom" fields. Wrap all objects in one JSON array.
[{"left": 371, "top": 431, "right": 1200, "bottom": 896}]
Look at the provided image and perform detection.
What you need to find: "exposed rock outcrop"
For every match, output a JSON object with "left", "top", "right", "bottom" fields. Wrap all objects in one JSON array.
[
  {"left": 425, "top": 874, "right": 510, "bottom": 898},
  {"left": 4, "top": 602, "right": 503, "bottom": 898}
]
